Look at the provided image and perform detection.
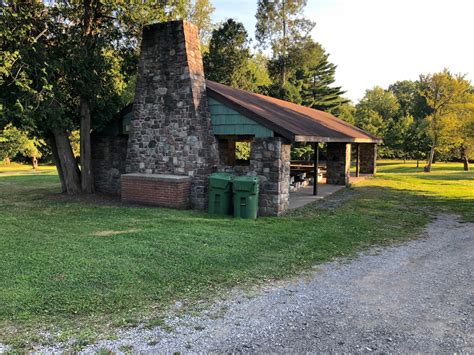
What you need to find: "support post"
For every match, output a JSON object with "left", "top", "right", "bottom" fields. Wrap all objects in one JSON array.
[
  {"left": 355, "top": 143, "right": 360, "bottom": 177},
  {"left": 359, "top": 143, "right": 377, "bottom": 175},
  {"left": 313, "top": 142, "right": 319, "bottom": 196},
  {"left": 326, "top": 143, "right": 351, "bottom": 186}
]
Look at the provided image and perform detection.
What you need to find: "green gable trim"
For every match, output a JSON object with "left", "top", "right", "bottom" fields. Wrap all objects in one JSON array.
[
  {"left": 208, "top": 97, "right": 274, "bottom": 138},
  {"left": 105, "top": 97, "right": 275, "bottom": 138}
]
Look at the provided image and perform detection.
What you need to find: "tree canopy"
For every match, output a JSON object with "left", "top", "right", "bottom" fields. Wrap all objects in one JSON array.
[
  {"left": 203, "top": 19, "right": 257, "bottom": 91},
  {"left": 255, "top": 0, "right": 315, "bottom": 86},
  {"left": 419, "top": 70, "right": 474, "bottom": 171},
  {"left": 0, "top": 0, "right": 215, "bottom": 192}
]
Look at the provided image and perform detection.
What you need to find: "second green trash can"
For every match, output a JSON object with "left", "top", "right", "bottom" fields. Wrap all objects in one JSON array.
[
  {"left": 208, "top": 172, "right": 234, "bottom": 215},
  {"left": 233, "top": 176, "right": 260, "bottom": 219}
]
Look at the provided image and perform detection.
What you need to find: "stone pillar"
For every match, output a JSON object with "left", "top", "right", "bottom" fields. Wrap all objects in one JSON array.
[
  {"left": 326, "top": 143, "right": 351, "bottom": 186},
  {"left": 250, "top": 137, "right": 291, "bottom": 216},
  {"left": 125, "top": 20, "right": 219, "bottom": 209},
  {"left": 359, "top": 143, "right": 377, "bottom": 174},
  {"left": 91, "top": 134, "right": 128, "bottom": 195}
]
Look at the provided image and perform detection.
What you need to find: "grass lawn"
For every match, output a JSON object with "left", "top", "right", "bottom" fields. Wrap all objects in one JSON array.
[{"left": 0, "top": 161, "right": 472, "bottom": 350}]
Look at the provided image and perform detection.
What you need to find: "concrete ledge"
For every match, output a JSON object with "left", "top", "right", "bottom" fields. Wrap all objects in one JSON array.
[
  {"left": 122, "top": 173, "right": 191, "bottom": 182},
  {"left": 121, "top": 173, "right": 191, "bottom": 209}
]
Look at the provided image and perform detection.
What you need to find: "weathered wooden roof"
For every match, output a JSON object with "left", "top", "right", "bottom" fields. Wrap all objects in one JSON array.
[{"left": 206, "top": 80, "right": 381, "bottom": 143}]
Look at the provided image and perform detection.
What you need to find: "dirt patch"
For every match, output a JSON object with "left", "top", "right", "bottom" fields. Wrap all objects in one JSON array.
[{"left": 91, "top": 229, "right": 142, "bottom": 237}]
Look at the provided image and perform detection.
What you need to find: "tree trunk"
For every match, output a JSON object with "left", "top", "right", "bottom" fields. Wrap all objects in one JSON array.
[
  {"left": 462, "top": 145, "right": 470, "bottom": 171},
  {"left": 79, "top": 0, "right": 95, "bottom": 193},
  {"left": 80, "top": 97, "right": 94, "bottom": 193},
  {"left": 49, "top": 134, "right": 66, "bottom": 193},
  {"left": 425, "top": 145, "right": 436, "bottom": 172},
  {"left": 416, "top": 159, "right": 419, "bottom": 168},
  {"left": 281, "top": 0, "right": 287, "bottom": 87},
  {"left": 52, "top": 129, "right": 81, "bottom": 194},
  {"left": 4, "top": 157, "right": 10, "bottom": 165},
  {"left": 32, "top": 156, "right": 38, "bottom": 169}
]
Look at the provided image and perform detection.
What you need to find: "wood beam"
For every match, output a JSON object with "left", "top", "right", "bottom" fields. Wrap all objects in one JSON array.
[
  {"left": 355, "top": 143, "right": 360, "bottom": 177},
  {"left": 313, "top": 142, "right": 319, "bottom": 196}
]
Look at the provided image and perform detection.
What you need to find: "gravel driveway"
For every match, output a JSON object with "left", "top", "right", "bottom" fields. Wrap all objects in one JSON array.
[{"left": 43, "top": 214, "right": 474, "bottom": 353}]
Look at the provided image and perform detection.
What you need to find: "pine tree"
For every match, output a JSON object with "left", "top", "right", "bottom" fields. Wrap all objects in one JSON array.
[{"left": 298, "top": 52, "right": 348, "bottom": 113}]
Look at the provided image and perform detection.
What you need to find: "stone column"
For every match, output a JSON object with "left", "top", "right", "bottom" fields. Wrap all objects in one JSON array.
[
  {"left": 125, "top": 20, "right": 219, "bottom": 209},
  {"left": 250, "top": 137, "right": 291, "bottom": 216},
  {"left": 326, "top": 143, "right": 351, "bottom": 186},
  {"left": 359, "top": 143, "right": 377, "bottom": 174},
  {"left": 91, "top": 135, "right": 128, "bottom": 195}
]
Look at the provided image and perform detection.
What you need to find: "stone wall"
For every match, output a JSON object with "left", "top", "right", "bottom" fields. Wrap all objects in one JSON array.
[
  {"left": 91, "top": 134, "right": 128, "bottom": 195},
  {"left": 359, "top": 143, "right": 377, "bottom": 174},
  {"left": 121, "top": 174, "right": 191, "bottom": 208},
  {"left": 326, "top": 142, "right": 351, "bottom": 186},
  {"left": 250, "top": 137, "right": 291, "bottom": 216},
  {"left": 125, "top": 20, "right": 219, "bottom": 209}
]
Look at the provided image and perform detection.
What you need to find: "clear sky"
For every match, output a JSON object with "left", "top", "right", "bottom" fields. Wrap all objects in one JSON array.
[{"left": 211, "top": 0, "right": 474, "bottom": 103}]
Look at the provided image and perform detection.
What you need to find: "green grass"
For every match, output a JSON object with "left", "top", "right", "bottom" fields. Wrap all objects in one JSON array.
[
  {"left": 0, "top": 161, "right": 472, "bottom": 349},
  {"left": 0, "top": 163, "right": 56, "bottom": 174}
]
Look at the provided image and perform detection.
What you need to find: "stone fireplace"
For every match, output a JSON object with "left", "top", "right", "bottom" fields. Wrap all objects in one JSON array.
[{"left": 124, "top": 20, "right": 219, "bottom": 209}]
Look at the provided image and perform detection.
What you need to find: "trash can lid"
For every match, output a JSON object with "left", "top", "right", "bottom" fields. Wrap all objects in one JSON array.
[
  {"left": 208, "top": 172, "right": 234, "bottom": 181},
  {"left": 233, "top": 175, "right": 259, "bottom": 182},
  {"left": 232, "top": 175, "right": 260, "bottom": 192}
]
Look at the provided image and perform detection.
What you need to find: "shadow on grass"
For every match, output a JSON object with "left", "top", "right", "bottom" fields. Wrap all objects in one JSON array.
[
  {"left": 289, "top": 183, "right": 473, "bottom": 223},
  {"left": 378, "top": 164, "right": 470, "bottom": 174},
  {"left": 413, "top": 174, "right": 473, "bottom": 182},
  {"left": 379, "top": 172, "right": 474, "bottom": 182}
]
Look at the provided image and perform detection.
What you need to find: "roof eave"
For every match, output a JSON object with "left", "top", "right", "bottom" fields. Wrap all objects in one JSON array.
[{"left": 294, "top": 135, "right": 382, "bottom": 144}]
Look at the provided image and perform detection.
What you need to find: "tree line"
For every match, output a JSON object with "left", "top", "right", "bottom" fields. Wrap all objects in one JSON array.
[
  {"left": 203, "top": 1, "right": 473, "bottom": 171},
  {"left": 348, "top": 72, "right": 473, "bottom": 171},
  {"left": 1, "top": 0, "right": 472, "bottom": 197}
]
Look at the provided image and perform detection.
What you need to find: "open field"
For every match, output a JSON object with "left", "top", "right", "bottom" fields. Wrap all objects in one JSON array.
[
  {"left": 0, "top": 161, "right": 472, "bottom": 350},
  {"left": 0, "top": 163, "right": 56, "bottom": 175}
]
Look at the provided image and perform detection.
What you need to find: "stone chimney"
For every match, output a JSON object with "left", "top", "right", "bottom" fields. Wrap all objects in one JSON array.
[{"left": 125, "top": 20, "right": 219, "bottom": 209}]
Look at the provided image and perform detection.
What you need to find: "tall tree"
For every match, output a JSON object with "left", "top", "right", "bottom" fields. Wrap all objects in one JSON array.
[
  {"left": 0, "top": 1, "right": 81, "bottom": 192},
  {"left": 355, "top": 87, "right": 400, "bottom": 134},
  {"left": 246, "top": 52, "right": 272, "bottom": 90},
  {"left": 354, "top": 87, "right": 401, "bottom": 157},
  {"left": 255, "top": 0, "right": 315, "bottom": 87},
  {"left": 1, "top": 1, "right": 214, "bottom": 194},
  {"left": 291, "top": 40, "right": 348, "bottom": 113},
  {"left": 337, "top": 101, "right": 356, "bottom": 125},
  {"left": 0, "top": 124, "right": 28, "bottom": 164},
  {"left": 419, "top": 70, "right": 473, "bottom": 172},
  {"left": 405, "top": 118, "right": 431, "bottom": 167},
  {"left": 389, "top": 80, "right": 432, "bottom": 121},
  {"left": 454, "top": 88, "right": 474, "bottom": 171},
  {"left": 203, "top": 19, "right": 256, "bottom": 90}
]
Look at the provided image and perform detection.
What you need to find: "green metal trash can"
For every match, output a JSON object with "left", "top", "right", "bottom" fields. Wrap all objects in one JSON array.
[
  {"left": 208, "top": 172, "right": 234, "bottom": 215},
  {"left": 233, "top": 176, "right": 260, "bottom": 219}
]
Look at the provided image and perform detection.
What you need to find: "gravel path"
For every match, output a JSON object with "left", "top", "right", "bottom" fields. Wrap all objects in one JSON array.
[{"left": 42, "top": 214, "right": 474, "bottom": 353}]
